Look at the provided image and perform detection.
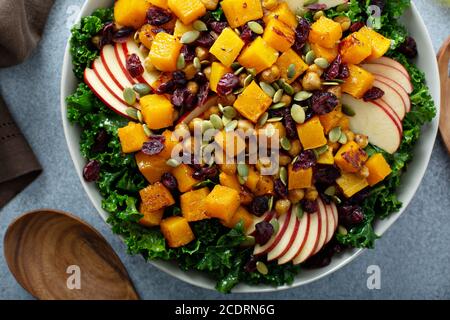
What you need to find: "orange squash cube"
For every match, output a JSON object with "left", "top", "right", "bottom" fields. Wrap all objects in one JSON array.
[
  {"left": 214, "top": 130, "right": 246, "bottom": 157},
  {"left": 317, "top": 147, "right": 335, "bottom": 165},
  {"left": 341, "top": 64, "right": 375, "bottom": 99},
  {"left": 234, "top": 81, "right": 273, "bottom": 123},
  {"left": 338, "top": 115, "right": 350, "bottom": 131},
  {"left": 158, "top": 130, "right": 180, "bottom": 159},
  {"left": 276, "top": 49, "right": 309, "bottom": 84},
  {"left": 149, "top": 0, "right": 168, "bottom": 9},
  {"left": 173, "top": 19, "right": 194, "bottom": 39},
  {"left": 204, "top": 185, "right": 241, "bottom": 223},
  {"left": 172, "top": 164, "right": 198, "bottom": 192},
  {"left": 340, "top": 31, "right": 372, "bottom": 64},
  {"left": 238, "top": 37, "right": 279, "bottom": 73},
  {"left": 140, "top": 94, "right": 175, "bottom": 130},
  {"left": 168, "top": 0, "right": 206, "bottom": 25},
  {"left": 180, "top": 187, "right": 210, "bottom": 222},
  {"left": 319, "top": 106, "right": 344, "bottom": 134},
  {"left": 255, "top": 175, "right": 275, "bottom": 196},
  {"left": 139, "top": 182, "right": 175, "bottom": 211},
  {"left": 310, "top": 43, "right": 339, "bottom": 63},
  {"left": 135, "top": 152, "right": 172, "bottom": 183},
  {"left": 221, "top": 0, "right": 264, "bottom": 28},
  {"left": 296, "top": 116, "right": 327, "bottom": 150},
  {"left": 263, "top": 18, "right": 295, "bottom": 52},
  {"left": 114, "top": 0, "right": 151, "bottom": 29},
  {"left": 357, "top": 26, "right": 391, "bottom": 60},
  {"left": 222, "top": 206, "right": 253, "bottom": 230},
  {"left": 309, "top": 16, "right": 342, "bottom": 49},
  {"left": 336, "top": 173, "right": 369, "bottom": 198},
  {"left": 219, "top": 172, "right": 241, "bottom": 191},
  {"left": 139, "top": 207, "right": 164, "bottom": 227},
  {"left": 118, "top": 122, "right": 148, "bottom": 153},
  {"left": 149, "top": 32, "right": 183, "bottom": 71},
  {"left": 139, "top": 24, "right": 160, "bottom": 49},
  {"left": 365, "top": 153, "right": 392, "bottom": 186},
  {"left": 264, "top": 2, "right": 297, "bottom": 28},
  {"left": 334, "top": 141, "right": 368, "bottom": 173},
  {"left": 245, "top": 166, "right": 260, "bottom": 192},
  {"left": 209, "top": 28, "right": 245, "bottom": 67},
  {"left": 210, "top": 62, "right": 232, "bottom": 92},
  {"left": 160, "top": 216, "right": 195, "bottom": 247},
  {"left": 288, "top": 165, "right": 313, "bottom": 190}
]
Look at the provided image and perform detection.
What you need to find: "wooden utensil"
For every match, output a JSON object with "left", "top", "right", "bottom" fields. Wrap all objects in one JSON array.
[
  {"left": 438, "top": 36, "right": 450, "bottom": 154},
  {"left": 3, "top": 210, "right": 139, "bottom": 300}
]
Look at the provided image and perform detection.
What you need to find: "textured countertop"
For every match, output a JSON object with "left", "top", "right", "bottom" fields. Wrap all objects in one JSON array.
[{"left": 0, "top": 0, "right": 449, "bottom": 300}]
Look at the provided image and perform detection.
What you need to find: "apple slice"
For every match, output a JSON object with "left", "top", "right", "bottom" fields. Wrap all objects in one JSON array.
[
  {"left": 292, "top": 211, "right": 321, "bottom": 265},
  {"left": 285, "top": 0, "right": 348, "bottom": 12},
  {"left": 311, "top": 199, "right": 329, "bottom": 256},
  {"left": 253, "top": 211, "right": 290, "bottom": 256},
  {"left": 176, "top": 97, "right": 219, "bottom": 125},
  {"left": 362, "top": 63, "right": 413, "bottom": 94},
  {"left": 374, "top": 75, "right": 411, "bottom": 112},
  {"left": 247, "top": 211, "right": 275, "bottom": 235},
  {"left": 370, "top": 57, "right": 410, "bottom": 80},
  {"left": 101, "top": 44, "right": 135, "bottom": 91},
  {"left": 122, "top": 39, "right": 159, "bottom": 87},
  {"left": 267, "top": 209, "right": 300, "bottom": 261},
  {"left": 373, "top": 79, "right": 406, "bottom": 120},
  {"left": 323, "top": 200, "right": 338, "bottom": 244}
]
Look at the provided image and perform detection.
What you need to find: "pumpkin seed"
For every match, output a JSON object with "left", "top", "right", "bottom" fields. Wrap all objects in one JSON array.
[
  {"left": 332, "top": 78, "right": 345, "bottom": 84},
  {"left": 176, "top": 53, "right": 185, "bottom": 70},
  {"left": 291, "top": 104, "right": 306, "bottom": 124},
  {"left": 329, "top": 127, "right": 342, "bottom": 143},
  {"left": 202, "top": 120, "right": 214, "bottom": 133},
  {"left": 302, "top": 42, "right": 311, "bottom": 55},
  {"left": 270, "top": 102, "right": 286, "bottom": 110},
  {"left": 271, "top": 82, "right": 280, "bottom": 91},
  {"left": 237, "top": 163, "right": 249, "bottom": 178},
  {"left": 324, "top": 186, "right": 336, "bottom": 197},
  {"left": 257, "top": 112, "right": 269, "bottom": 126},
  {"left": 270, "top": 217, "right": 279, "bottom": 234},
  {"left": 273, "top": 89, "right": 284, "bottom": 103},
  {"left": 267, "top": 116, "right": 283, "bottom": 123},
  {"left": 247, "top": 68, "right": 257, "bottom": 77},
  {"left": 314, "top": 57, "right": 330, "bottom": 68},
  {"left": 296, "top": 205, "right": 304, "bottom": 219},
  {"left": 291, "top": 155, "right": 299, "bottom": 165},
  {"left": 210, "top": 114, "right": 223, "bottom": 130},
  {"left": 322, "top": 81, "right": 340, "bottom": 86},
  {"left": 313, "top": 10, "right": 324, "bottom": 21},
  {"left": 233, "top": 88, "right": 244, "bottom": 95},
  {"left": 244, "top": 74, "right": 254, "bottom": 87},
  {"left": 338, "top": 225, "right": 348, "bottom": 236},
  {"left": 294, "top": 90, "right": 313, "bottom": 102},
  {"left": 260, "top": 81, "right": 276, "bottom": 97},
  {"left": 123, "top": 88, "right": 136, "bottom": 105},
  {"left": 268, "top": 196, "right": 274, "bottom": 212},
  {"left": 256, "top": 261, "right": 269, "bottom": 275},
  {"left": 231, "top": 62, "right": 241, "bottom": 70},
  {"left": 280, "top": 81, "right": 294, "bottom": 95},
  {"left": 222, "top": 115, "right": 232, "bottom": 126},
  {"left": 143, "top": 124, "right": 152, "bottom": 137},
  {"left": 315, "top": 145, "right": 329, "bottom": 155},
  {"left": 201, "top": 60, "right": 211, "bottom": 66},
  {"left": 280, "top": 137, "right": 291, "bottom": 151},
  {"left": 337, "top": 3, "right": 350, "bottom": 12},
  {"left": 248, "top": 21, "right": 264, "bottom": 34},
  {"left": 238, "top": 175, "right": 247, "bottom": 185},
  {"left": 126, "top": 107, "right": 138, "bottom": 119},
  {"left": 287, "top": 63, "right": 296, "bottom": 79},
  {"left": 240, "top": 235, "right": 256, "bottom": 247},
  {"left": 133, "top": 83, "right": 151, "bottom": 96},
  {"left": 193, "top": 57, "right": 201, "bottom": 71},
  {"left": 166, "top": 158, "right": 181, "bottom": 168},
  {"left": 218, "top": 103, "right": 224, "bottom": 113},
  {"left": 223, "top": 106, "right": 237, "bottom": 119},
  {"left": 233, "top": 66, "right": 245, "bottom": 76},
  {"left": 180, "top": 30, "right": 200, "bottom": 44},
  {"left": 137, "top": 110, "right": 144, "bottom": 123},
  {"left": 338, "top": 132, "right": 348, "bottom": 144},
  {"left": 225, "top": 119, "right": 238, "bottom": 131},
  {"left": 333, "top": 195, "right": 342, "bottom": 204},
  {"left": 304, "top": 0, "right": 318, "bottom": 5},
  {"left": 280, "top": 167, "right": 287, "bottom": 186},
  {"left": 342, "top": 104, "right": 356, "bottom": 116},
  {"left": 193, "top": 20, "right": 208, "bottom": 32},
  {"left": 305, "top": 50, "right": 316, "bottom": 65}
]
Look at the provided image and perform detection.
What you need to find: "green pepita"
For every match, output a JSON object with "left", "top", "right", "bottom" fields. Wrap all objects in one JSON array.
[
  {"left": 280, "top": 81, "right": 294, "bottom": 95},
  {"left": 336, "top": 3, "right": 350, "bottom": 12},
  {"left": 270, "top": 102, "right": 286, "bottom": 110},
  {"left": 133, "top": 83, "right": 151, "bottom": 96},
  {"left": 305, "top": 50, "right": 316, "bottom": 65},
  {"left": 248, "top": 21, "right": 264, "bottom": 34},
  {"left": 314, "top": 57, "right": 330, "bottom": 68},
  {"left": 342, "top": 104, "right": 356, "bottom": 116},
  {"left": 257, "top": 112, "right": 269, "bottom": 126},
  {"left": 244, "top": 74, "right": 253, "bottom": 87},
  {"left": 260, "top": 81, "right": 276, "bottom": 97},
  {"left": 180, "top": 30, "right": 200, "bottom": 44},
  {"left": 302, "top": 42, "right": 311, "bottom": 55},
  {"left": 176, "top": 53, "right": 185, "bottom": 70},
  {"left": 210, "top": 114, "right": 223, "bottom": 130},
  {"left": 256, "top": 261, "right": 269, "bottom": 275},
  {"left": 329, "top": 127, "right": 342, "bottom": 143},
  {"left": 267, "top": 116, "right": 283, "bottom": 123},
  {"left": 280, "top": 167, "right": 287, "bottom": 186},
  {"left": 322, "top": 81, "right": 341, "bottom": 86},
  {"left": 338, "top": 132, "right": 348, "bottom": 144},
  {"left": 233, "top": 87, "right": 245, "bottom": 95},
  {"left": 193, "top": 57, "right": 201, "bottom": 71},
  {"left": 294, "top": 90, "right": 313, "bottom": 102},
  {"left": 270, "top": 217, "right": 279, "bottom": 234},
  {"left": 296, "top": 205, "right": 304, "bottom": 219},
  {"left": 291, "top": 104, "right": 306, "bottom": 124},
  {"left": 225, "top": 119, "right": 238, "bottom": 132},
  {"left": 231, "top": 62, "right": 241, "bottom": 70},
  {"left": 137, "top": 110, "right": 144, "bottom": 123},
  {"left": 123, "top": 88, "right": 136, "bottom": 105},
  {"left": 313, "top": 10, "right": 324, "bottom": 21},
  {"left": 237, "top": 163, "right": 249, "bottom": 178},
  {"left": 324, "top": 186, "right": 336, "bottom": 197},
  {"left": 222, "top": 115, "right": 232, "bottom": 126},
  {"left": 238, "top": 175, "right": 247, "bottom": 185},
  {"left": 126, "top": 107, "right": 138, "bottom": 119},
  {"left": 287, "top": 63, "right": 296, "bottom": 79},
  {"left": 247, "top": 68, "right": 257, "bottom": 77},
  {"left": 338, "top": 225, "right": 348, "bottom": 235},
  {"left": 201, "top": 120, "right": 214, "bottom": 133},
  {"left": 280, "top": 137, "right": 291, "bottom": 151},
  {"left": 143, "top": 124, "right": 152, "bottom": 137},
  {"left": 223, "top": 106, "right": 237, "bottom": 119},
  {"left": 234, "top": 66, "right": 245, "bottom": 76},
  {"left": 273, "top": 89, "right": 284, "bottom": 103},
  {"left": 272, "top": 82, "right": 280, "bottom": 91},
  {"left": 193, "top": 20, "right": 208, "bottom": 32},
  {"left": 166, "top": 158, "right": 181, "bottom": 168},
  {"left": 268, "top": 196, "right": 274, "bottom": 212},
  {"left": 315, "top": 145, "right": 329, "bottom": 155},
  {"left": 241, "top": 236, "right": 256, "bottom": 247},
  {"left": 333, "top": 195, "right": 342, "bottom": 204}
]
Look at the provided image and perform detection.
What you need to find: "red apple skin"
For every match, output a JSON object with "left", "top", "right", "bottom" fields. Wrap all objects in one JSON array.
[
  {"left": 292, "top": 210, "right": 321, "bottom": 265},
  {"left": 373, "top": 80, "right": 407, "bottom": 120},
  {"left": 267, "top": 210, "right": 300, "bottom": 261},
  {"left": 362, "top": 63, "right": 413, "bottom": 94},
  {"left": 277, "top": 211, "right": 310, "bottom": 265},
  {"left": 253, "top": 210, "right": 291, "bottom": 256},
  {"left": 311, "top": 199, "right": 328, "bottom": 256},
  {"left": 371, "top": 57, "right": 410, "bottom": 80},
  {"left": 374, "top": 75, "right": 411, "bottom": 112}
]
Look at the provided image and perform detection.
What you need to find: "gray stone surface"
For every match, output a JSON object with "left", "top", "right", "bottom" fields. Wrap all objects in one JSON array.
[{"left": 0, "top": 0, "right": 449, "bottom": 300}]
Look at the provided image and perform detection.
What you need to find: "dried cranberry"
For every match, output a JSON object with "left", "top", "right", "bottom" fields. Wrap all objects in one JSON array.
[
  {"left": 197, "top": 81, "right": 210, "bottom": 106},
  {"left": 311, "top": 92, "right": 338, "bottom": 115},
  {"left": 126, "top": 54, "right": 144, "bottom": 78},
  {"left": 209, "top": 21, "right": 228, "bottom": 34},
  {"left": 339, "top": 205, "right": 365, "bottom": 227},
  {"left": 338, "top": 63, "right": 350, "bottom": 79},
  {"left": 181, "top": 45, "right": 195, "bottom": 62},
  {"left": 146, "top": 7, "right": 172, "bottom": 26},
  {"left": 293, "top": 150, "right": 317, "bottom": 171},
  {"left": 348, "top": 189, "right": 370, "bottom": 205},
  {"left": 323, "top": 55, "right": 342, "bottom": 81},
  {"left": 83, "top": 160, "right": 100, "bottom": 182},
  {"left": 363, "top": 87, "right": 384, "bottom": 101},
  {"left": 274, "top": 179, "right": 288, "bottom": 199},
  {"left": 349, "top": 21, "right": 365, "bottom": 33},
  {"left": 292, "top": 18, "right": 310, "bottom": 54},
  {"left": 244, "top": 256, "right": 258, "bottom": 273},
  {"left": 195, "top": 32, "right": 216, "bottom": 48},
  {"left": 184, "top": 92, "right": 198, "bottom": 109},
  {"left": 301, "top": 199, "right": 318, "bottom": 214},
  {"left": 251, "top": 196, "right": 269, "bottom": 216},
  {"left": 161, "top": 172, "right": 178, "bottom": 191},
  {"left": 171, "top": 87, "right": 188, "bottom": 107},
  {"left": 216, "top": 73, "right": 239, "bottom": 96},
  {"left": 172, "top": 71, "right": 187, "bottom": 87},
  {"left": 399, "top": 36, "right": 418, "bottom": 59},
  {"left": 306, "top": 3, "right": 327, "bottom": 10},
  {"left": 272, "top": 108, "right": 298, "bottom": 139},
  {"left": 113, "top": 27, "right": 134, "bottom": 43},
  {"left": 91, "top": 129, "right": 109, "bottom": 153},
  {"left": 240, "top": 24, "right": 257, "bottom": 44},
  {"left": 142, "top": 135, "right": 165, "bottom": 156},
  {"left": 156, "top": 80, "right": 175, "bottom": 94},
  {"left": 314, "top": 165, "right": 341, "bottom": 186},
  {"left": 192, "top": 165, "right": 218, "bottom": 180},
  {"left": 254, "top": 221, "right": 274, "bottom": 245},
  {"left": 100, "top": 22, "right": 114, "bottom": 47}
]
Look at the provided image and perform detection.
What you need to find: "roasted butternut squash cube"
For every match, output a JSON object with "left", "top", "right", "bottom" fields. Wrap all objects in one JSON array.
[
  {"left": 180, "top": 187, "right": 210, "bottom": 221},
  {"left": 149, "top": 32, "right": 183, "bottom": 71},
  {"left": 336, "top": 173, "right": 369, "bottom": 198},
  {"left": 221, "top": 0, "right": 264, "bottom": 28},
  {"left": 139, "top": 207, "right": 164, "bottom": 227},
  {"left": 114, "top": 0, "right": 151, "bottom": 29},
  {"left": 264, "top": 2, "right": 297, "bottom": 28},
  {"left": 139, "top": 182, "right": 175, "bottom": 211},
  {"left": 288, "top": 165, "right": 313, "bottom": 190},
  {"left": 158, "top": 130, "right": 180, "bottom": 159},
  {"left": 255, "top": 175, "right": 275, "bottom": 196},
  {"left": 234, "top": 81, "right": 273, "bottom": 123},
  {"left": 311, "top": 43, "right": 338, "bottom": 63},
  {"left": 222, "top": 206, "right": 253, "bottom": 230},
  {"left": 118, "top": 122, "right": 148, "bottom": 153},
  {"left": 319, "top": 106, "right": 344, "bottom": 134},
  {"left": 219, "top": 172, "right": 241, "bottom": 191},
  {"left": 296, "top": 116, "right": 327, "bottom": 150},
  {"left": 149, "top": 0, "right": 168, "bottom": 9},
  {"left": 338, "top": 115, "right": 350, "bottom": 131},
  {"left": 136, "top": 152, "right": 172, "bottom": 183},
  {"left": 357, "top": 26, "right": 391, "bottom": 60},
  {"left": 209, "top": 28, "right": 245, "bottom": 67},
  {"left": 334, "top": 141, "right": 368, "bottom": 173},
  {"left": 173, "top": 19, "right": 194, "bottom": 39},
  {"left": 140, "top": 94, "right": 175, "bottom": 129},
  {"left": 365, "top": 153, "right": 392, "bottom": 186},
  {"left": 341, "top": 64, "right": 375, "bottom": 99},
  {"left": 263, "top": 18, "right": 295, "bottom": 52},
  {"left": 139, "top": 24, "right": 159, "bottom": 49},
  {"left": 238, "top": 37, "right": 279, "bottom": 73},
  {"left": 340, "top": 31, "right": 372, "bottom": 64},
  {"left": 168, "top": 0, "right": 206, "bottom": 25},
  {"left": 309, "top": 16, "right": 342, "bottom": 49},
  {"left": 276, "top": 49, "right": 308, "bottom": 84},
  {"left": 172, "top": 164, "right": 198, "bottom": 192},
  {"left": 214, "top": 130, "right": 246, "bottom": 156},
  {"left": 210, "top": 62, "right": 232, "bottom": 92},
  {"left": 317, "top": 147, "right": 335, "bottom": 165},
  {"left": 160, "top": 216, "right": 195, "bottom": 247},
  {"left": 245, "top": 166, "right": 260, "bottom": 192},
  {"left": 205, "top": 185, "right": 241, "bottom": 223}
]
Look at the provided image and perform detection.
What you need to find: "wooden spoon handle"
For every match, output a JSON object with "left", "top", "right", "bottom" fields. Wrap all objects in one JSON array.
[{"left": 438, "top": 36, "right": 450, "bottom": 154}]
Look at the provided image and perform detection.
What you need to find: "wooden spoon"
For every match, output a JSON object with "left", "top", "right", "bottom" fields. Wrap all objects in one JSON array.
[
  {"left": 438, "top": 36, "right": 450, "bottom": 154},
  {"left": 4, "top": 210, "right": 139, "bottom": 300}
]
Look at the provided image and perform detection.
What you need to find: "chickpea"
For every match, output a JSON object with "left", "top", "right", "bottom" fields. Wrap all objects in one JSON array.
[
  {"left": 308, "top": 64, "right": 324, "bottom": 76},
  {"left": 260, "top": 65, "right": 281, "bottom": 83},
  {"left": 201, "top": 0, "right": 219, "bottom": 10},
  {"left": 237, "top": 119, "right": 254, "bottom": 132},
  {"left": 288, "top": 189, "right": 305, "bottom": 204},
  {"left": 275, "top": 199, "right": 291, "bottom": 216},
  {"left": 355, "top": 134, "right": 369, "bottom": 148},
  {"left": 219, "top": 163, "right": 237, "bottom": 175},
  {"left": 344, "top": 129, "right": 355, "bottom": 142},
  {"left": 195, "top": 46, "right": 209, "bottom": 61},
  {"left": 262, "top": 0, "right": 278, "bottom": 10},
  {"left": 202, "top": 105, "right": 220, "bottom": 119},
  {"left": 174, "top": 123, "right": 190, "bottom": 140},
  {"left": 305, "top": 187, "right": 319, "bottom": 201},
  {"left": 184, "top": 63, "right": 198, "bottom": 80},
  {"left": 187, "top": 81, "right": 199, "bottom": 95},
  {"left": 302, "top": 72, "right": 322, "bottom": 91},
  {"left": 189, "top": 118, "right": 203, "bottom": 132},
  {"left": 359, "top": 166, "right": 370, "bottom": 178},
  {"left": 291, "top": 81, "right": 303, "bottom": 93},
  {"left": 239, "top": 73, "right": 248, "bottom": 87},
  {"left": 288, "top": 140, "right": 302, "bottom": 157},
  {"left": 334, "top": 16, "right": 351, "bottom": 32},
  {"left": 203, "top": 66, "right": 212, "bottom": 80},
  {"left": 218, "top": 94, "right": 236, "bottom": 106},
  {"left": 279, "top": 154, "right": 291, "bottom": 166},
  {"left": 281, "top": 94, "right": 292, "bottom": 106},
  {"left": 313, "top": 10, "right": 324, "bottom": 21}
]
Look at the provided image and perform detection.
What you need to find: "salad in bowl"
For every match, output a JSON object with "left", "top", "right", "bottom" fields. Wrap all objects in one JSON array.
[{"left": 64, "top": 0, "right": 436, "bottom": 293}]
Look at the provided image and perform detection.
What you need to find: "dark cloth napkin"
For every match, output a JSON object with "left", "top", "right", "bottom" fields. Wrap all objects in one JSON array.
[{"left": 0, "top": 0, "right": 55, "bottom": 208}]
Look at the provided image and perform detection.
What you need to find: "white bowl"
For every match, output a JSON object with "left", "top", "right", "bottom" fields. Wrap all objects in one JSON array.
[{"left": 61, "top": 1, "right": 440, "bottom": 292}]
